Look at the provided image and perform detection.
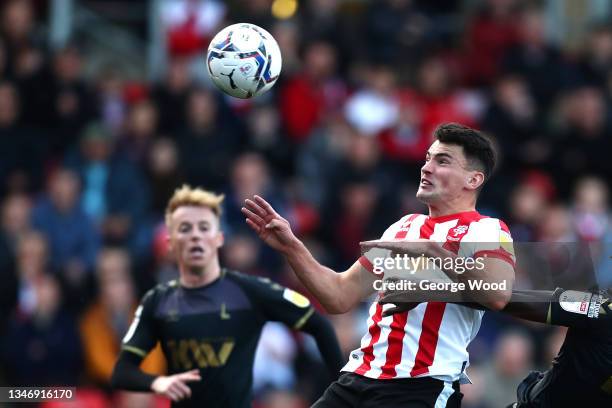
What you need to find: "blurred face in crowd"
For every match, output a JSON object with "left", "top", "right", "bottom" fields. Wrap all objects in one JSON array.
[
  {"left": 17, "top": 231, "right": 48, "bottom": 280},
  {"left": 2, "top": 0, "right": 33, "bottom": 43},
  {"left": 494, "top": 332, "right": 532, "bottom": 377},
  {"left": 0, "top": 82, "right": 18, "bottom": 126},
  {"left": 53, "top": 47, "right": 82, "bottom": 83},
  {"left": 48, "top": 169, "right": 80, "bottom": 213},
  {"left": 418, "top": 58, "right": 450, "bottom": 97},
  {"left": 128, "top": 100, "right": 158, "bottom": 139},
  {"left": 148, "top": 138, "right": 178, "bottom": 177},
  {"left": 97, "top": 249, "right": 134, "bottom": 313},
  {"left": 167, "top": 206, "right": 224, "bottom": 274},
  {"left": 574, "top": 177, "right": 608, "bottom": 214},
  {"left": 519, "top": 8, "right": 546, "bottom": 47},
  {"left": 187, "top": 90, "right": 217, "bottom": 130},
  {"left": 1, "top": 193, "right": 31, "bottom": 236},
  {"left": 304, "top": 42, "right": 336, "bottom": 80},
  {"left": 232, "top": 153, "right": 269, "bottom": 200},
  {"left": 417, "top": 141, "right": 484, "bottom": 207}
]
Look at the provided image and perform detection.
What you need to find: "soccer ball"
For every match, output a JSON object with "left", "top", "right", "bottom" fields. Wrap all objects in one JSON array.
[{"left": 206, "top": 23, "right": 282, "bottom": 99}]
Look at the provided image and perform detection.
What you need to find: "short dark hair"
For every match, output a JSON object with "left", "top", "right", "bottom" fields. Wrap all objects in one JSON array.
[{"left": 433, "top": 123, "right": 496, "bottom": 183}]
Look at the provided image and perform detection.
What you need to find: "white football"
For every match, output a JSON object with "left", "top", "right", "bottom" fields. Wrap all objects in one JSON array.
[{"left": 206, "top": 23, "right": 282, "bottom": 99}]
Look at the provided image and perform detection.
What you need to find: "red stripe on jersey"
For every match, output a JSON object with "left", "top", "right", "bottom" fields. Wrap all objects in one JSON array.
[
  {"left": 393, "top": 214, "right": 418, "bottom": 239},
  {"left": 410, "top": 301, "right": 447, "bottom": 376},
  {"left": 375, "top": 214, "right": 421, "bottom": 377},
  {"left": 473, "top": 249, "right": 515, "bottom": 268},
  {"left": 499, "top": 220, "right": 511, "bottom": 234},
  {"left": 378, "top": 311, "right": 409, "bottom": 379},
  {"left": 354, "top": 303, "right": 384, "bottom": 376},
  {"left": 359, "top": 256, "right": 374, "bottom": 274}
]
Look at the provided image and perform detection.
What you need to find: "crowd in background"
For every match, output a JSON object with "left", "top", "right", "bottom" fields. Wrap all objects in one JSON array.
[{"left": 0, "top": 0, "right": 611, "bottom": 407}]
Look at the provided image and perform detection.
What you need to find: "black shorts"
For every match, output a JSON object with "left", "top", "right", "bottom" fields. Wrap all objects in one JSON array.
[{"left": 312, "top": 372, "right": 463, "bottom": 408}]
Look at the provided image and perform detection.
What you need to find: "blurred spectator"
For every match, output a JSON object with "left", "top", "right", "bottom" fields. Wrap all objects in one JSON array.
[
  {"left": 45, "top": 45, "right": 94, "bottom": 156},
  {"left": 481, "top": 75, "right": 549, "bottom": 173},
  {"left": 345, "top": 65, "right": 399, "bottom": 136},
  {"left": 502, "top": 6, "right": 569, "bottom": 106},
  {"left": 224, "top": 152, "right": 283, "bottom": 234},
  {"left": 363, "top": 0, "right": 428, "bottom": 64},
  {"left": 146, "top": 138, "right": 184, "bottom": 217},
  {"left": 507, "top": 172, "right": 554, "bottom": 242},
  {"left": 481, "top": 330, "right": 533, "bottom": 408},
  {"left": 118, "top": 99, "right": 159, "bottom": 167},
  {"left": 0, "top": 80, "right": 46, "bottom": 194},
  {"left": 462, "top": 0, "right": 520, "bottom": 86},
  {"left": 0, "top": 193, "right": 32, "bottom": 328},
  {"left": 0, "top": 0, "right": 38, "bottom": 64},
  {"left": 571, "top": 177, "right": 612, "bottom": 287},
  {"left": 13, "top": 231, "right": 49, "bottom": 316},
  {"left": 31, "top": 168, "right": 99, "bottom": 296},
  {"left": 80, "top": 248, "right": 165, "bottom": 386},
  {"left": 160, "top": 0, "right": 226, "bottom": 58},
  {"left": 2, "top": 273, "right": 83, "bottom": 386},
  {"left": 574, "top": 22, "right": 612, "bottom": 89},
  {"left": 95, "top": 66, "right": 127, "bottom": 136},
  {"left": 65, "top": 123, "right": 151, "bottom": 257},
  {"left": 552, "top": 87, "right": 612, "bottom": 195},
  {"left": 280, "top": 40, "right": 347, "bottom": 143},
  {"left": 152, "top": 57, "right": 192, "bottom": 133},
  {"left": 177, "top": 88, "right": 243, "bottom": 190}
]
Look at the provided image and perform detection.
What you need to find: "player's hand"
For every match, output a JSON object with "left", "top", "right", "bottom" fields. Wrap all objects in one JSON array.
[
  {"left": 377, "top": 277, "right": 422, "bottom": 317},
  {"left": 150, "top": 369, "right": 201, "bottom": 402},
  {"left": 242, "top": 195, "right": 299, "bottom": 254},
  {"left": 360, "top": 238, "right": 433, "bottom": 257}
]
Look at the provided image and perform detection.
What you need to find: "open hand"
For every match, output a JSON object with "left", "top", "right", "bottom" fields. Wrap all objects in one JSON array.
[
  {"left": 151, "top": 369, "right": 201, "bottom": 402},
  {"left": 242, "top": 195, "right": 299, "bottom": 254}
]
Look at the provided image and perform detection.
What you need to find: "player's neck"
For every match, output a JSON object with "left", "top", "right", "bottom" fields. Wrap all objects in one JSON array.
[
  {"left": 428, "top": 202, "right": 476, "bottom": 219},
  {"left": 179, "top": 261, "right": 221, "bottom": 288}
]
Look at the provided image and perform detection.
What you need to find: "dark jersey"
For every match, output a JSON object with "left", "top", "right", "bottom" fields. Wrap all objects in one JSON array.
[
  {"left": 121, "top": 269, "right": 316, "bottom": 408},
  {"left": 518, "top": 289, "right": 612, "bottom": 407}
]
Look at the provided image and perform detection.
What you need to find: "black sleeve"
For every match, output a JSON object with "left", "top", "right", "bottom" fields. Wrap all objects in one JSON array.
[
  {"left": 237, "top": 274, "right": 343, "bottom": 376},
  {"left": 121, "top": 289, "right": 158, "bottom": 359},
  {"left": 299, "top": 311, "right": 344, "bottom": 379},
  {"left": 548, "top": 288, "right": 609, "bottom": 330},
  {"left": 110, "top": 350, "right": 157, "bottom": 391},
  {"left": 241, "top": 275, "right": 317, "bottom": 329}
]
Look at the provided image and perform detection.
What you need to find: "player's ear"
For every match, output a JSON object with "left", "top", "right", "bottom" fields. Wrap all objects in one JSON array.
[
  {"left": 216, "top": 231, "right": 225, "bottom": 248},
  {"left": 467, "top": 171, "right": 485, "bottom": 191}
]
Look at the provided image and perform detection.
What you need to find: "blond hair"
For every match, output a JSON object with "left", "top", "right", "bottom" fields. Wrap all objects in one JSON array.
[{"left": 165, "top": 185, "right": 225, "bottom": 228}]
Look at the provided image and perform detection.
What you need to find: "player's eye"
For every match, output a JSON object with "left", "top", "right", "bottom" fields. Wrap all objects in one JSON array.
[{"left": 179, "top": 224, "right": 191, "bottom": 233}]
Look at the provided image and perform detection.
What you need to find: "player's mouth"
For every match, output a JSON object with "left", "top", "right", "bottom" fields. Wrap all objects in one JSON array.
[
  {"left": 188, "top": 246, "right": 205, "bottom": 258},
  {"left": 420, "top": 178, "right": 433, "bottom": 188}
]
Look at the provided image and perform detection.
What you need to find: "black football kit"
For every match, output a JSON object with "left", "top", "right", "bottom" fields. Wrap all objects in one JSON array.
[{"left": 111, "top": 269, "right": 343, "bottom": 408}]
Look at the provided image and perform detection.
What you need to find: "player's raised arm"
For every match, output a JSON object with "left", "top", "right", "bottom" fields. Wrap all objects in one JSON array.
[{"left": 242, "top": 195, "right": 376, "bottom": 313}]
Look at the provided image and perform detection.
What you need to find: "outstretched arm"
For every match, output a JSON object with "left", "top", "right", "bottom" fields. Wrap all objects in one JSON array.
[
  {"left": 242, "top": 195, "right": 375, "bottom": 313},
  {"left": 381, "top": 287, "right": 610, "bottom": 329}
]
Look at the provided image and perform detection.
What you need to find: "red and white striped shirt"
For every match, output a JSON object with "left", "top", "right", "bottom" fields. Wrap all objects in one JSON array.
[{"left": 342, "top": 211, "right": 515, "bottom": 383}]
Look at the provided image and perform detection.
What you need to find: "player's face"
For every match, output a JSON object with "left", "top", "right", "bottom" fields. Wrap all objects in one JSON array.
[
  {"left": 416, "top": 141, "right": 477, "bottom": 204},
  {"left": 168, "top": 206, "right": 224, "bottom": 272}
]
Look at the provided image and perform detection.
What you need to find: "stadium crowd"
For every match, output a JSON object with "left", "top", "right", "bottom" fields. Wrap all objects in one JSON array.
[{"left": 0, "top": 0, "right": 610, "bottom": 407}]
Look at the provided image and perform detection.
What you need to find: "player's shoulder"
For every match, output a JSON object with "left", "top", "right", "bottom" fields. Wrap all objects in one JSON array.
[
  {"left": 468, "top": 214, "right": 511, "bottom": 234},
  {"left": 141, "top": 279, "right": 180, "bottom": 303},
  {"left": 225, "top": 269, "right": 284, "bottom": 292}
]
